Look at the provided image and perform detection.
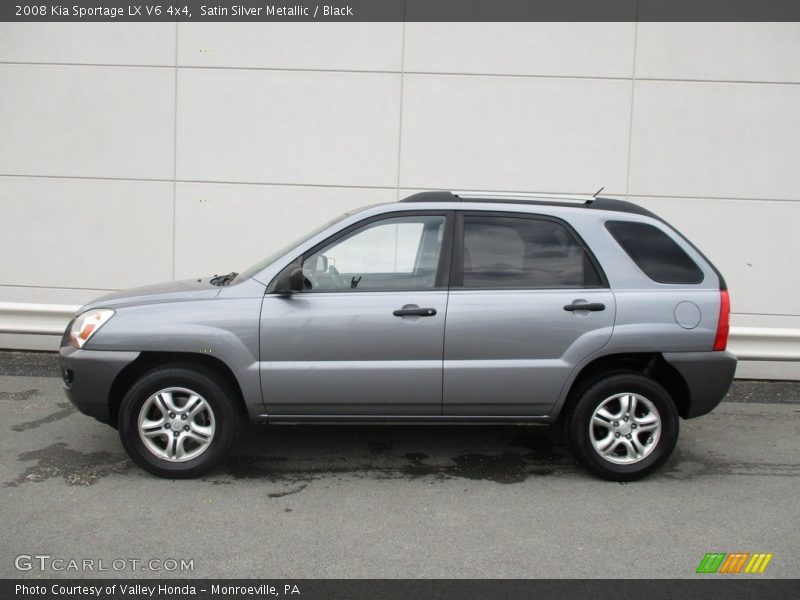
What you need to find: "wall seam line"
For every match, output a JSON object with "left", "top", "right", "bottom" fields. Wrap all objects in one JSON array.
[
  {"left": 624, "top": 14, "right": 639, "bottom": 200},
  {"left": 3, "top": 60, "right": 800, "bottom": 87},
  {"left": 396, "top": 12, "right": 406, "bottom": 199},
  {"left": 172, "top": 21, "right": 179, "bottom": 280},
  {"left": 1, "top": 174, "right": 799, "bottom": 204}
]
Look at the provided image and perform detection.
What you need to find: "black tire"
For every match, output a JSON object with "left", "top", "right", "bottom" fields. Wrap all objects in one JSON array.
[
  {"left": 564, "top": 373, "right": 679, "bottom": 481},
  {"left": 118, "top": 366, "right": 241, "bottom": 478}
]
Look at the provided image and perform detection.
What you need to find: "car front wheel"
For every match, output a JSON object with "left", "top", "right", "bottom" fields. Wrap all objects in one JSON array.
[
  {"left": 565, "top": 373, "right": 679, "bottom": 481},
  {"left": 118, "top": 366, "right": 240, "bottom": 478}
]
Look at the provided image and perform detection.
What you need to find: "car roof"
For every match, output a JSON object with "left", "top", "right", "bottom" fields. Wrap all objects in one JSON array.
[{"left": 399, "top": 191, "right": 658, "bottom": 219}]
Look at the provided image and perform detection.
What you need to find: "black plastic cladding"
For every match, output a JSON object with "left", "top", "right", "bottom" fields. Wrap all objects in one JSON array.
[{"left": 399, "top": 191, "right": 727, "bottom": 290}]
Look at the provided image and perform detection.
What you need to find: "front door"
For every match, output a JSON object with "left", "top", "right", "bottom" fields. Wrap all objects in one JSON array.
[
  {"left": 443, "top": 212, "right": 615, "bottom": 416},
  {"left": 260, "top": 212, "right": 452, "bottom": 416}
]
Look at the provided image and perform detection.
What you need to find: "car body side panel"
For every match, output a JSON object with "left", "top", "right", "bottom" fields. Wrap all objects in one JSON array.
[
  {"left": 443, "top": 288, "right": 616, "bottom": 415},
  {"left": 259, "top": 291, "right": 448, "bottom": 415},
  {"left": 608, "top": 288, "right": 719, "bottom": 352},
  {"left": 546, "top": 288, "right": 723, "bottom": 418},
  {"left": 83, "top": 296, "right": 265, "bottom": 418}
]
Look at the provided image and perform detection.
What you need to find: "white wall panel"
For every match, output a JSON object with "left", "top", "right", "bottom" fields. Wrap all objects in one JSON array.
[
  {"left": 399, "top": 74, "right": 631, "bottom": 193},
  {"left": 1, "top": 21, "right": 798, "bottom": 378},
  {"left": 174, "top": 183, "right": 396, "bottom": 279},
  {"left": 178, "top": 22, "right": 402, "bottom": 71},
  {"left": 0, "top": 64, "right": 175, "bottom": 179},
  {"left": 636, "top": 23, "right": 800, "bottom": 84},
  {"left": 176, "top": 69, "right": 401, "bottom": 187},
  {"left": 628, "top": 80, "right": 800, "bottom": 201},
  {"left": 0, "top": 176, "right": 173, "bottom": 289},
  {"left": 405, "top": 22, "right": 635, "bottom": 78},
  {"left": 0, "top": 23, "right": 176, "bottom": 66}
]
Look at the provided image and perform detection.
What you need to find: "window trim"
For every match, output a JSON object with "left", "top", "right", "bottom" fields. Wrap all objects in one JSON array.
[
  {"left": 268, "top": 210, "right": 455, "bottom": 294},
  {"left": 451, "top": 211, "right": 609, "bottom": 290}
]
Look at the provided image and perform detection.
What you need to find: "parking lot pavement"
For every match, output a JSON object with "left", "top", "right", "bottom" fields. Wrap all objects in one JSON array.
[{"left": 1, "top": 372, "right": 798, "bottom": 579}]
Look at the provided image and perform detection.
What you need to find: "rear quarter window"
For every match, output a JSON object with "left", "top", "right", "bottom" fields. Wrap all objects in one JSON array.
[{"left": 605, "top": 221, "right": 704, "bottom": 284}]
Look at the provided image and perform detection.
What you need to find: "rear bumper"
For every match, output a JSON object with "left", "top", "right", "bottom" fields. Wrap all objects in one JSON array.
[
  {"left": 59, "top": 345, "right": 139, "bottom": 425},
  {"left": 663, "top": 350, "right": 737, "bottom": 418}
]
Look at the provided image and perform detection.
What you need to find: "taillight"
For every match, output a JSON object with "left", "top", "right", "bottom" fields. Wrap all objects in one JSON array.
[{"left": 713, "top": 289, "right": 730, "bottom": 351}]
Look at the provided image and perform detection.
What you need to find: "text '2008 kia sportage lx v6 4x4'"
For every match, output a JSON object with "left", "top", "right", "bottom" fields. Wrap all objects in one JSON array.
[{"left": 60, "top": 191, "right": 736, "bottom": 481}]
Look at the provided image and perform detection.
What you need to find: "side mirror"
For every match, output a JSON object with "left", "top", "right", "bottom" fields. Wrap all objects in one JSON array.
[{"left": 274, "top": 266, "right": 305, "bottom": 294}]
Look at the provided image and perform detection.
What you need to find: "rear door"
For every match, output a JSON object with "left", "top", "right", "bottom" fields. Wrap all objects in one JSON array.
[{"left": 443, "top": 212, "right": 615, "bottom": 416}]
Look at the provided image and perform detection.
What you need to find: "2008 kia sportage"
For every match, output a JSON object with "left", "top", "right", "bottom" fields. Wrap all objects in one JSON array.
[{"left": 60, "top": 191, "right": 736, "bottom": 481}]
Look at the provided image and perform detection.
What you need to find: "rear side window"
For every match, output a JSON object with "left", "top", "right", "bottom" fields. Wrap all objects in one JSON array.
[
  {"left": 461, "top": 215, "right": 604, "bottom": 288},
  {"left": 605, "top": 221, "right": 704, "bottom": 284}
]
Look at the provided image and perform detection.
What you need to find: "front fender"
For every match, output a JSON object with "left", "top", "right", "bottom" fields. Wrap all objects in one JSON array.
[{"left": 85, "top": 297, "right": 264, "bottom": 415}]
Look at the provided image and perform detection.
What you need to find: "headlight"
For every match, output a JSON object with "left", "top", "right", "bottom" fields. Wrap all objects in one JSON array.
[{"left": 70, "top": 309, "right": 115, "bottom": 349}]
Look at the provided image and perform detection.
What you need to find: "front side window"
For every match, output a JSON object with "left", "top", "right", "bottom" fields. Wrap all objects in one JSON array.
[
  {"left": 461, "top": 215, "right": 603, "bottom": 289},
  {"left": 301, "top": 215, "right": 446, "bottom": 291}
]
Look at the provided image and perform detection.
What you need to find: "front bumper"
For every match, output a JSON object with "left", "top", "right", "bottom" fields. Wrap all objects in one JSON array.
[
  {"left": 59, "top": 345, "right": 140, "bottom": 425},
  {"left": 663, "top": 350, "right": 737, "bottom": 418}
]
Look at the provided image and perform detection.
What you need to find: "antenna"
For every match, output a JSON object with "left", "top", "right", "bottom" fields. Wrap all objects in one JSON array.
[{"left": 593, "top": 186, "right": 605, "bottom": 198}]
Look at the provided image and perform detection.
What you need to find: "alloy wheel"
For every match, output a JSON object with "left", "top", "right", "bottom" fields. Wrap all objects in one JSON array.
[
  {"left": 137, "top": 387, "right": 216, "bottom": 462},
  {"left": 589, "top": 392, "right": 661, "bottom": 464}
]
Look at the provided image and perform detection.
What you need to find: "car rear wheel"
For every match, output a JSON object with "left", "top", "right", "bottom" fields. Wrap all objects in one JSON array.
[
  {"left": 565, "top": 373, "right": 679, "bottom": 481},
  {"left": 118, "top": 366, "right": 240, "bottom": 478}
]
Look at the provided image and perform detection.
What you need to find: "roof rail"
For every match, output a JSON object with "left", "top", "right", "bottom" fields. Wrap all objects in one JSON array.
[
  {"left": 399, "top": 191, "right": 597, "bottom": 204},
  {"left": 398, "top": 192, "right": 672, "bottom": 229},
  {"left": 451, "top": 191, "right": 593, "bottom": 204}
]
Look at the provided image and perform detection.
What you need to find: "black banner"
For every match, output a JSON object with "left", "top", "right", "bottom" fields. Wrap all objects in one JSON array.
[
  {"left": 4, "top": 579, "right": 800, "bottom": 600},
  {"left": 3, "top": 0, "right": 800, "bottom": 22}
]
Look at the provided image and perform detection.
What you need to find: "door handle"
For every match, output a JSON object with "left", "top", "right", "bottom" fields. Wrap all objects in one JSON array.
[
  {"left": 564, "top": 302, "right": 605, "bottom": 312},
  {"left": 393, "top": 307, "right": 437, "bottom": 317}
]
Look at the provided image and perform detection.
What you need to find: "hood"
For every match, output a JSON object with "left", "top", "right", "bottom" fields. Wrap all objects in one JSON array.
[{"left": 79, "top": 277, "right": 222, "bottom": 313}]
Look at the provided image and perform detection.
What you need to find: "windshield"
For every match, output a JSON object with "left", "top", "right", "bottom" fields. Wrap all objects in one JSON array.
[{"left": 234, "top": 211, "right": 355, "bottom": 283}]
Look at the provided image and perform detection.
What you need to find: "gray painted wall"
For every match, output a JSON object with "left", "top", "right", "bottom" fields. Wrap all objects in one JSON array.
[{"left": 1, "top": 22, "right": 799, "bottom": 379}]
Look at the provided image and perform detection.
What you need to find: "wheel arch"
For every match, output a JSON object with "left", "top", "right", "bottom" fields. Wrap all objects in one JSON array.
[
  {"left": 108, "top": 352, "right": 248, "bottom": 428},
  {"left": 559, "top": 352, "right": 691, "bottom": 420}
]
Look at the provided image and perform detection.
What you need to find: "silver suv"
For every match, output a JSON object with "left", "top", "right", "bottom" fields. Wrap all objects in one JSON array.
[{"left": 60, "top": 191, "right": 736, "bottom": 481}]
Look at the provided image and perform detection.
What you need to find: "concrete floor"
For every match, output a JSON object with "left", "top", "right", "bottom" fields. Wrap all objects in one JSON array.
[{"left": 1, "top": 374, "right": 798, "bottom": 579}]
